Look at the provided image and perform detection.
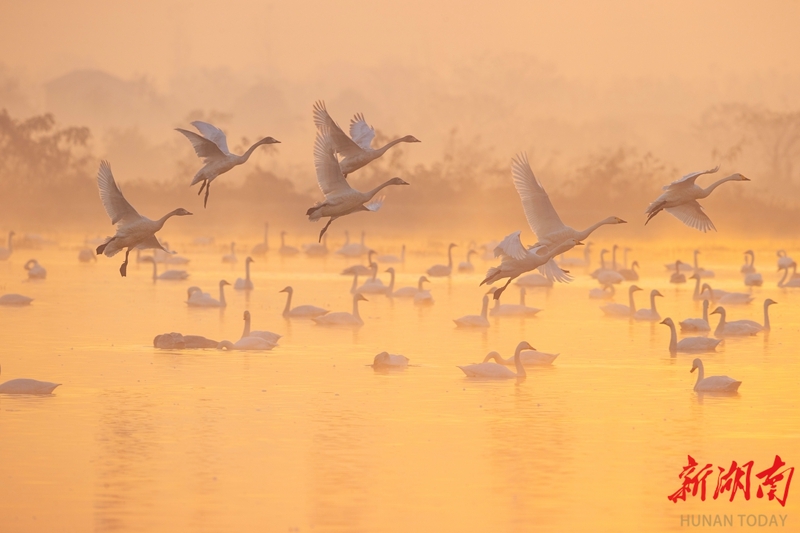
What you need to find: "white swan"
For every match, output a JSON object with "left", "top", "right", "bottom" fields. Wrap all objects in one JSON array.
[
  {"left": 692, "top": 250, "right": 715, "bottom": 278},
  {"left": 217, "top": 337, "right": 275, "bottom": 351},
  {"left": 515, "top": 273, "right": 553, "bottom": 288},
  {"left": 303, "top": 234, "right": 329, "bottom": 256},
  {"left": 483, "top": 348, "right": 558, "bottom": 366},
  {"left": 618, "top": 260, "right": 639, "bottom": 281},
  {"left": 733, "top": 298, "right": 777, "bottom": 332},
  {"left": 559, "top": 242, "right": 592, "bottom": 268},
  {"left": 312, "top": 100, "right": 420, "bottom": 177},
  {"left": 78, "top": 248, "right": 97, "bottom": 263},
  {"left": 143, "top": 256, "right": 188, "bottom": 281},
  {"left": 186, "top": 280, "right": 230, "bottom": 307},
  {"left": 307, "top": 128, "right": 409, "bottom": 240},
  {"left": 0, "top": 231, "right": 14, "bottom": 261},
  {"left": 242, "top": 310, "right": 281, "bottom": 345},
  {"left": 251, "top": 222, "right": 270, "bottom": 255},
  {"left": 679, "top": 300, "right": 711, "bottom": 332},
  {"left": 377, "top": 244, "right": 405, "bottom": 264},
  {"left": 591, "top": 249, "right": 624, "bottom": 284},
  {"left": 700, "top": 282, "right": 752, "bottom": 304},
  {"left": 413, "top": 285, "right": 435, "bottom": 306},
  {"left": 645, "top": 165, "right": 749, "bottom": 231},
  {"left": 372, "top": 352, "right": 409, "bottom": 368},
  {"left": 0, "top": 294, "right": 33, "bottom": 306},
  {"left": 482, "top": 238, "right": 582, "bottom": 299},
  {"left": 393, "top": 276, "right": 429, "bottom": 298},
  {"left": 336, "top": 231, "right": 370, "bottom": 257},
  {"left": 457, "top": 341, "right": 533, "bottom": 378},
  {"left": 312, "top": 293, "right": 368, "bottom": 326},
  {"left": 427, "top": 243, "right": 457, "bottom": 277},
  {"left": 278, "top": 231, "right": 299, "bottom": 255},
  {"left": 589, "top": 284, "right": 615, "bottom": 300},
  {"left": 0, "top": 365, "right": 60, "bottom": 394},
  {"left": 24, "top": 259, "right": 47, "bottom": 280},
  {"left": 154, "top": 332, "right": 218, "bottom": 349},
  {"left": 176, "top": 121, "right": 280, "bottom": 208},
  {"left": 454, "top": 293, "right": 491, "bottom": 328},
  {"left": 778, "top": 263, "right": 800, "bottom": 288},
  {"left": 234, "top": 256, "right": 254, "bottom": 290},
  {"left": 600, "top": 285, "right": 642, "bottom": 317},
  {"left": 741, "top": 249, "right": 756, "bottom": 274},
  {"left": 634, "top": 289, "right": 664, "bottom": 321},
  {"left": 690, "top": 358, "right": 741, "bottom": 393},
  {"left": 777, "top": 250, "right": 794, "bottom": 270},
  {"left": 661, "top": 318, "right": 722, "bottom": 354},
  {"left": 457, "top": 249, "right": 478, "bottom": 273},
  {"left": 489, "top": 287, "right": 541, "bottom": 317},
  {"left": 279, "top": 286, "right": 329, "bottom": 318},
  {"left": 94, "top": 161, "right": 192, "bottom": 277},
  {"left": 222, "top": 242, "right": 237, "bottom": 263},
  {"left": 710, "top": 306, "right": 761, "bottom": 336},
  {"left": 341, "top": 250, "right": 377, "bottom": 277},
  {"left": 669, "top": 261, "right": 687, "bottom": 284},
  {"left": 510, "top": 153, "right": 627, "bottom": 280},
  {"left": 357, "top": 263, "right": 389, "bottom": 294}
]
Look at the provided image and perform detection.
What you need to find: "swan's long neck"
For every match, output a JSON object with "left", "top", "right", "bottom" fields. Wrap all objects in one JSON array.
[
  {"left": 219, "top": 283, "right": 227, "bottom": 306},
  {"left": 245, "top": 261, "right": 251, "bottom": 281},
  {"left": 519, "top": 289, "right": 526, "bottom": 306},
  {"left": 483, "top": 353, "right": 504, "bottom": 364},
  {"left": 714, "top": 309, "right": 727, "bottom": 335},
  {"left": 387, "top": 271, "right": 395, "bottom": 292},
  {"left": 667, "top": 322, "right": 677, "bottom": 353},
  {"left": 282, "top": 291, "right": 292, "bottom": 317},
  {"left": 417, "top": 278, "right": 425, "bottom": 290},
  {"left": 155, "top": 211, "right": 179, "bottom": 230},
  {"left": 350, "top": 274, "right": 359, "bottom": 293},
  {"left": 447, "top": 246, "right": 453, "bottom": 268},
  {"left": 650, "top": 293, "right": 658, "bottom": 313},
  {"left": 611, "top": 247, "right": 618, "bottom": 270},
  {"left": 575, "top": 219, "right": 613, "bottom": 241},
  {"left": 599, "top": 251, "right": 607, "bottom": 269},
  {"left": 400, "top": 245, "right": 406, "bottom": 262},
  {"left": 629, "top": 290, "right": 637, "bottom": 314},
  {"left": 281, "top": 234, "right": 286, "bottom": 247},
  {"left": 375, "top": 137, "right": 407, "bottom": 156},
  {"left": 242, "top": 315, "right": 251, "bottom": 338},
  {"left": 370, "top": 264, "right": 377, "bottom": 281},
  {"left": 151, "top": 260, "right": 158, "bottom": 280},
  {"left": 693, "top": 276, "right": 701, "bottom": 298},
  {"left": 778, "top": 268, "right": 788, "bottom": 287},
  {"left": 700, "top": 175, "right": 740, "bottom": 198},
  {"left": 694, "top": 362, "right": 705, "bottom": 388},
  {"left": 364, "top": 180, "right": 399, "bottom": 200},
  {"left": 352, "top": 297, "right": 362, "bottom": 320},
  {"left": 750, "top": 252, "right": 755, "bottom": 268},
  {"left": 480, "top": 296, "right": 489, "bottom": 318},
  {"left": 702, "top": 299, "right": 709, "bottom": 322},
  {"left": 513, "top": 345, "right": 527, "bottom": 378},
  {"left": 217, "top": 340, "right": 234, "bottom": 351},
  {"left": 263, "top": 224, "right": 269, "bottom": 248},
  {"left": 7, "top": 232, "right": 12, "bottom": 252},
  {"left": 239, "top": 139, "right": 268, "bottom": 163},
  {"left": 764, "top": 302, "right": 771, "bottom": 331}
]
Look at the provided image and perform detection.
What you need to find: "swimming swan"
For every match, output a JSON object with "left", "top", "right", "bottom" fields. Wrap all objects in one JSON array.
[
  {"left": 633, "top": 289, "right": 664, "bottom": 321},
  {"left": 454, "top": 293, "right": 491, "bottom": 328},
  {"left": 0, "top": 231, "right": 14, "bottom": 261},
  {"left": 679, "top": 300, "right": 711, "bottom": 332},
  {"left": 458, "top": 341, "right": 534, "bottom": 378},
  {"left": 427, "top": 243, "right": 457, "bottom": 277},
  {"left": 489, "top": 287, "right": 541, "bottom": 317},
  {"left": 234, "top": 256, "right": 255, "bottom": 290},
  {"left": 458, "top": 249, "right": 478, "bottom": 273},
  {"left": 372, "top": 352, "right": 409, "bottom": 368},
  {"left": 660, "top": 318, "right": 722, "bottom": 354},
  {"left": 143, "top": 256, "right": 188, "bottom": 281},
  {"left": 251, "top": 222, "right": 270, "bottom": 255},
  {"left": 186, "top": 280, "right": 230, "bottom": 307},
  {"left": 600, "top": 285, "right": 642, "bottom": 317},
  {"left": 0, "top": 294, "right": 33, "bottom": 306},
  {"left": 482, "top": 347, "right": 558, "bottom": 366},
  {"left": 312, "top": 293, "right": 368, "bottom": 326},
  {"left": 242, "top": 310, "right": 281, "bottom": 344},
  {"left": 279, "top": 286, "right": 329, "bottom": 318},
  {"left": 690, "top": 358, "right": 741, "bottom": 392},
  {"left": 710, "top": 306, "right": 761, "bottom": 336},
  {"left": 24, "top": 259, "right": 47, "bottom": 279},
  {"left": 0, "top": 365, "right": 60, "bottom": 394},
  {"left": 393, "top": 276, "right": 429, "bottom": 298}
]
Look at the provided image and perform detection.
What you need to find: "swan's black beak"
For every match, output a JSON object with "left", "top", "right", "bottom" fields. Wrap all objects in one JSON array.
[{"left": 690, "top": 367, "right": 696, "bottom": 373}]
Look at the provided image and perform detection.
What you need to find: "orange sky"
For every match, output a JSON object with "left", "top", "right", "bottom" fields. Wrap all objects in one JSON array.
[{"left": 3, "top": 0, "right": 799, "bottom": 85}]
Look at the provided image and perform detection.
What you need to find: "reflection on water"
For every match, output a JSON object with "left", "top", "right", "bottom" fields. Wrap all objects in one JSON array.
[{"left": 0, "top": 239, "right": 798, "bottom": 532}]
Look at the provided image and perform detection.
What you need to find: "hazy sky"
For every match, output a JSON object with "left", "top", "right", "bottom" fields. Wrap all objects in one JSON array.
[{"left": 4, "top": 0, "right": 800, "bottom": 85}]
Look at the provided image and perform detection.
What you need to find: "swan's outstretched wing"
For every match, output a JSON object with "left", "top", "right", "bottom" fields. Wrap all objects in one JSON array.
[
  {"left": 350, "top": 113, "right": 376, "bottom": 150},
  {"left": 176, "top": 128, "right": 227, "bottom": 161},
  {"left": 97, "top": 161, "right": 141, "bottom": 226},
  {"left": 314, "top": 128, "right": 353, "bottom": 197},
  {"left": 493, "top": 231, "right": 527, "bottom": 260},
  {"left": 663, "top": 165, "right": 720, "bottom": 190},
  {"left": 510, "top": 153, "right": 567, "bottom": 239},
  {"left": 312, "top": 101, "right": 364, "bottom": 158},
  {"left": 364, "top": 195, "right": 384, "bottom": 212},
  {"left": 665, "top": 201, "right": 717, "bottom": 232},
  {"left": 191, "top": 121, "right": 230, "bottom": 155}
]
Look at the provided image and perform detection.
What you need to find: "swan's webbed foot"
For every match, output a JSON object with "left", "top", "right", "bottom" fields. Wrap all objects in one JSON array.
[{"left": 120, "top": 261, "right": 128, "bottom": 277}]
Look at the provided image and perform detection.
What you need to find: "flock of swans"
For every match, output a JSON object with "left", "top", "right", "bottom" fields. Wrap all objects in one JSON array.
[{"left": 0, "top": 100, "right": 795, "bottom": 396}]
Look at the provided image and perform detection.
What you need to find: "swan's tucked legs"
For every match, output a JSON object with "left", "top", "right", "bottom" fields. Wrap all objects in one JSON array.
[
  {"left": 319, "top": 217, "right": 336, "bottom": 241},
  {"left": 119, "top": 248, "right": 131, "bottom": 277},
  {"left": 198, "top": 180, "right": 207, "bottom": 196},
  {"left": 645, "top": 202, "right": 665, "bottom": 225},
  {"left": 493, "top": 278, "right": 514, "bottom": 300},
  {"left": 203, "top": 181, "right": 211, "bottom": 208}
]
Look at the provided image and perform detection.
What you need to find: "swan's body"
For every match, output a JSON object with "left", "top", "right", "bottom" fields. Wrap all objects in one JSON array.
[
  {"left": 700, "top": 282, "right": 752, "bottom": 304},
  {"left": 661, "top": 318, "right": 722, "bottom": 354},
  {"left": 94, "top": 161, "right": 192, "bottom": 277},
  {"left": 341, "top": 250, "right": 377, "bottom": 277},
  {"left": 303, "top": 234, "right": 329, "bottom": 256},
  {"left": 589, "top": 284, "right": 615, "bottom": 300},
  {"left": 600, "top": 285, "right": 642, "bottom": 317},
  {"left": 372, "top": 352, "right": 409, "bottom": 368},
  {"left": 307, "top": 128, "right": 409, "bottom": 241},
  {"left": 251, "top": 223, "right": 270, "bottom": 255},
  {"left": 744, "top": 272, "right": 763, "bottom": 287},
  {"left": 78, "top": 248, "right": 97, "bottom": 263},
  {"left": 509, "top": 153, "right": 626, "bottom": 280},
  {"left": 515, "top": 273, "right": 553, "bottom": 288},
  {"left": 413, "top": 288, "right": 434, "bottom": 306},
  {"left": 777, "top": 250, "right": 794, "bottom": 270},
  {"left": 483, "top": 349, "right": 558, "bottom": 366},
  {"left": 377, "top": 244, "right": 405, "bottom": 264},
  {"left": 336, "top": 231, "right": 370, "bottom": 257},
  {"left": 24, "top": 259, "right": 47, "bottom": 279},
  {"left": 691, "top": 358, "right": 741, "bottom": 393},
  {"left": 176, "top": 120, "right": 280, "bottom": 207},
  {"left": 670, "top": 261, "right": 687, "bottom": 284},
  {"left": 489, "top": 287, "right": 541, "bottom": 317},
  {"left": 153, "top": 332, "right": 219, "bottom": 349},
  {"left": 591, "top": 249, "right": 624, "bottom": 284},
  {"left": 221, "top": 242, "right": 237, "bottom": 263},
  {"left": 242, "top": 310, "right": 281, "bottom": 345},
  {"left": 618, "top": 260, "right": 639, "bottom": 281},
  {"left": 645, "top": 166, "right": 749, "bottom": 231},
  {"left": 393, "top": 276, "right": 429, "bottom": 298},
  {"left": 679, "top": 300, "right": 711, "bottom": 332},
  {"left": 278, "top": 231, "right": 299, "bottom": 256},
  {"left": 144, "top": 256, "right": 188, "bottom": 281},
  {"left": 357, "top": 263, "right": 389, "bottom": 294},
  {"left": 457, "top": 341, "right": 533, "bottom": 378},
  {"left": 711, "top": 306, "right": 761, "bottom": 337},
  {"left": 0, "top": 365, "right": 60, "bottom": 394},
  {"left": 454, "top": 294, "right": 491, "bottom": 328},
  {"left": 312, "top": 101, "right": 420, "bottom": 177},
  {"left": 0, "top": 294, "right": 33, "bottom": 306},
  {"left": 482, "top": 237, "right": 583, "bottom": 299},
  {"left": 0, "top": 231, "right": 14, "bottom": 261},
  {"left": 234, "top": 257, "right": 255, "bottom": 290},
  {"left": 312, "top": 293, "right": 368, "bottom": 326},
  {"left": 217, "top": 337, "right": 274, "bottom": 351},
  {"left": 457, "top": 249, "right": 478, "bottom": 273},
  {"left": 633, "top": 290, "right": 664, "bottom": 321},
  {"left": 427, "top": 243, "right": 457, "bottom": 277},
  {"left": 280, "top": 286, "right": 329, "bottom": 318},
  {"left": 186, "top": 281, "right": 230, "bottom": 307},
  {"left": 778, "top": 263, "right": 800, "bottom": 288}
]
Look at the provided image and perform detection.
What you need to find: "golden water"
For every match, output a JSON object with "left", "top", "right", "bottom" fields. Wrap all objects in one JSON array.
[{"left": 1, "top": 239, "right": 798, "bottom": 532}]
